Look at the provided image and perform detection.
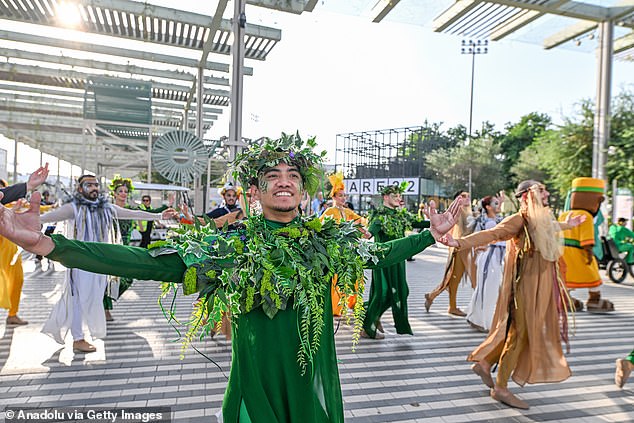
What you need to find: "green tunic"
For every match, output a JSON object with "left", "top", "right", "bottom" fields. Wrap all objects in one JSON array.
[
  {"left": 364, "top": 207, "right": 431, "bottom": 338},
  {"left": 47, "top": 221, "right": 434, "bottom": 423}
]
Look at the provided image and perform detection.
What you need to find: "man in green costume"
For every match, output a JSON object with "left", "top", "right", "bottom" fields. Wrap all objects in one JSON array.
[
  {"left": 362, "top": 183, "right": 430, "bottom": 339},
  {"left": 609, "top": 217, "right": 634, "bottom": 266},
  {"left": 0, "top": 134, "right": 465, "bottom": 423}
]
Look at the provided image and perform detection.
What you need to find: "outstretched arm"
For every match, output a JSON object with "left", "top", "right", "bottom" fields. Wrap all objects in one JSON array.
[
  {"left": 0, "top": 184, "right": 27, "bottom": 205},
  {"left": 48, "top": 234, "right": 186, "bottom": 282},
  {"left": 558, "top": 213, "right": 587, "bottom": 231},
  {"left": 26, "top": 163, "right": 49, "bottom": 191},
  {"left": 366, "top": 231, "right": 436, "bottom": 269},
  {"left": 439, "top": 214, "right": 523, "bottom": 249}
]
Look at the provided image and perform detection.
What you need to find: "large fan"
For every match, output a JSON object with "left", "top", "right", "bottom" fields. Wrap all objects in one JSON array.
[{"left": 152, "top": 130, "right": 208, "bottom": 184}]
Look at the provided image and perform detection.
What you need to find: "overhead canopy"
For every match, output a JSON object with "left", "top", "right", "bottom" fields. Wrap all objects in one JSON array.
[
  {"left": 320, "top": 0, "right": 634, "bottom": 59},
  {"left": 0, "top": 0, "right": 317, "bottom": 175}
]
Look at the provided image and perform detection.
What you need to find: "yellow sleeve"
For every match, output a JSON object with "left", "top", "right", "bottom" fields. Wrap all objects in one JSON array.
[
  {"left": 320, "top": 207, "right": 338, "bottom": 222},
  {"left": 577, "top": 211, "right": 595, "bottom": 246}
]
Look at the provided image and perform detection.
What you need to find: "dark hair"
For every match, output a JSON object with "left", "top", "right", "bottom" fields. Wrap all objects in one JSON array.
[
  {"left": 453, "top": 190, "right": 467, "bottom": 200},
  {"left": 480, "top": 196, "right": 493, "bottom": 211},
  {"left": 142, "top": 195, "right": 151, "bottom": 201},
  {"left": 618, "top": 217, "right": 628, "bottom": 224},
  {"left": 77, "top": 174, "right": 97, "bottom": 185},
  {"left": 0, "top": 178, "right": 7, "bottom": 188}
]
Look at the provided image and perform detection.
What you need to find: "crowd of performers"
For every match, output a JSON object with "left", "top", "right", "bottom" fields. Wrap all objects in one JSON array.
[{"left": 1, "top": 133, "right": 633, "bottom": 422}]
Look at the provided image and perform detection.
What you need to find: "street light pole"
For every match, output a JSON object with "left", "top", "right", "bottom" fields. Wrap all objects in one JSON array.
[
  {"left": 461, "top": 39, "right": 488, "bottom": 200},
  {"left": 461, "top": 39, "right": 488, "bottom": 138}
]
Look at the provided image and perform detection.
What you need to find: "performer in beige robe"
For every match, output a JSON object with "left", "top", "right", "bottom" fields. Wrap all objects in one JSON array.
[
  {"left": 425, "top": 191, "right": 476, "bottom": 316},
  {"left": 440, "top": 180, "right": 585, "bottom": 410}
]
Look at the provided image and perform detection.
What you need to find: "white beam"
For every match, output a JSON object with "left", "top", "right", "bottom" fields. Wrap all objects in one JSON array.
[
  {"left": 614, "top": 32, "right": 634, "bottom": 53},
  {"left": 543, "top": 21, "right": 596, "bottom": 49},
  {"left": 0, "top": 30, "right": 254, "bottom": 74},
  {"left": 433, "top": 0, "right": 481, "bottom": 33},
  {"left": 370, "top": 0, "right": 402, "bottom": 23},
  {"left": 247, "top": 0, "right": 310, "bottom": 14},
  {"left": 490, "top": 9, "right": 542, "bottom": 40},
  {"left": 490, "top": 0, "right": 609, "bottom": 22},
  {"left": 0, "top": 62, "right": 230, "bottom": 99}
]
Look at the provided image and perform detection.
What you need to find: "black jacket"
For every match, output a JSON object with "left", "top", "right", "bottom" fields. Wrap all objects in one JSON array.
[{"left": 0, "top": 183, "right": 27, "bottom": 204}]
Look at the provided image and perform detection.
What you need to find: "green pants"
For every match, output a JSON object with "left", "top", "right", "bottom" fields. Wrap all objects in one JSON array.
[{"left": 627, "top": 349, "right": 634, "bottom": 364}]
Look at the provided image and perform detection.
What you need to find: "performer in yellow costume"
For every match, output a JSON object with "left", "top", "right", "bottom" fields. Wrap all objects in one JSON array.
[
  {"left": 321, "top": 173, "right": 370, "bottom": 316},
  {"left": 558, "top": 177, "right": 614, "bottom": 312}
]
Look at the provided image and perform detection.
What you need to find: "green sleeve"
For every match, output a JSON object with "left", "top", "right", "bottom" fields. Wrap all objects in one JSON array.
[
  {"left": 609, "top": 225, "right": 617, "bottom": 239},
  {"left": 47, "top": 234, "right": 186, "bottom": 282},
  {"left": 149, "top": 204, "right": 169, "bottom": 213},
  {"left": 367, "top": 230, "right": 435, "bottom": 269},
  {"left": 368, "top": 219, "right": 381, "bottom": 238},
  {"left": 411, "top": 219, "right": 430, "bottom": 229}
]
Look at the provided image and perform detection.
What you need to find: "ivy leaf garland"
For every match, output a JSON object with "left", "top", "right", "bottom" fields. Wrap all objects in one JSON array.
[
  {"left": 152, "top": 214, "right": 381, "bottom": 375},
  {"left": 369, "top": 207, "right": 418, "bottom": 239}
]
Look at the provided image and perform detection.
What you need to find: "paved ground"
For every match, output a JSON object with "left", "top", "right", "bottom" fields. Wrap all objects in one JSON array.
[{"left": 1, "top": 244, "right": 633, "bottom": 422}]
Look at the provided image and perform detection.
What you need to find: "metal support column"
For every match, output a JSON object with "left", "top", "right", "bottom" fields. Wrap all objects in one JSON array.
[
  {"left": 147, "top": 128, "right": 152, "bottom": 183},
  {"left": 592, "top": 20, "right": 613, "bottom": 183},
  {"left": 12, "top": 137, "right": 18, "bottom": 184},
  {"left": 196, "top": 67, "right": 204, "bottom": 139},
  {"left": 228, "top": 0, "right": 247, "bottom": 170},
  {"left": 56, "top": 157, "right": 61, "bottom": 189}
]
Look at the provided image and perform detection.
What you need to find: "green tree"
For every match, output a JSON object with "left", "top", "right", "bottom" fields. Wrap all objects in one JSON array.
[
  {"left": 522, "top": 101, "right": 594, "bottom": 202},
  {"left": 608, "top": 90, "right": 634, "bottom": 192},
  {"left": 425, "top": 136, "right": 505, "bottom": 199},
  {"left": 510, "top": 89, "right": 634, "bottom": 207},
  {"left": 497, "top": 112, "right": 552, "bottom": 189}
]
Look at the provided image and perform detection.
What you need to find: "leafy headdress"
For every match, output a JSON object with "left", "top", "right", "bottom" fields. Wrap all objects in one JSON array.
[
  {"left": 232, "top": 131, "right": 326, "bottom": 196},
  {"left": 380, "top": 181, "right": 408, "bottom": 196},
  {"left": 109, "top": 175, "right": 134, "bottom": 194}
]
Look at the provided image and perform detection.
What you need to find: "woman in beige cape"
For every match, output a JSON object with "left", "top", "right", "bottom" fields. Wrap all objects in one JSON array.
[{"left": 440, "top": 180, "right": 585, "bottom": 410}]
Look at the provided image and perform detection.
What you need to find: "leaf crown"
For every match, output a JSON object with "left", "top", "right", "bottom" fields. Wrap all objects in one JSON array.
[
  {"left": 109, "top": 175, "right": 134, "bottom": 194},
  {"left": 231, "top": 131, "right": 327, "bottom": 196},
  {"left": 380, "top": 181, "right": 408, "bottom": 196}
]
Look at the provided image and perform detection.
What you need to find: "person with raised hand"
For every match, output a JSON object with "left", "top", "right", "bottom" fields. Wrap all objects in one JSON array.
[
  {"left": 0, "top": 133, "right": 464, "bottom": 423},
  {"left": 437, "top": 180, "right": 585, "bottom": 410}
]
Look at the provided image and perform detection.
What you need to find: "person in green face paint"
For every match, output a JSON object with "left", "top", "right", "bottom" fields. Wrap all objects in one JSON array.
[{"left": 0, "top": 133, "right": 466, "bottom": 423}]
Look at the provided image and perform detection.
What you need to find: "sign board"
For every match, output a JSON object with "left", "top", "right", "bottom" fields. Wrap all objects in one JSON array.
[
  {"left": 0, "top": 148, "right": 6, "bottom": 181},
  {"left": 344, "top": 177, "right": 420, "bottom": 195}
]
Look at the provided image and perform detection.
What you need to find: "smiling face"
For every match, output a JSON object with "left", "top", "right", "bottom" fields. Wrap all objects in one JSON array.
[
  {"left": 256, "top": 162, "right": 303, "bottom": 221},
  {"left": 114, "top": 185, "right": 129, "bottom": 204}
]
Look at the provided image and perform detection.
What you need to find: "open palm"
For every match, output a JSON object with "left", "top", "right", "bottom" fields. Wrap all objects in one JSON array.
[
  {"left": 0, "top": 192, "right": 49, "bottom": 254},
  {"left": 424, "top": 196, "right": 467, "bottom": 240}
]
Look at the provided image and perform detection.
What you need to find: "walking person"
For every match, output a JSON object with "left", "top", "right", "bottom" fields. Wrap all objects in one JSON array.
[
  {"left": 466, "top": 195, "right": 505, "bottom": 332},
  {"left": 439, "top": 180, "right": 585, "bottom": 409},
  {"left": 425, "top": 191, "right": 476, "bottom": 317},
  {"left": 362, "top": 182, "right": 436, "bottom": 339},
  {"left": 39, "top": 174, "right": 176, "bottom": 352}
]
